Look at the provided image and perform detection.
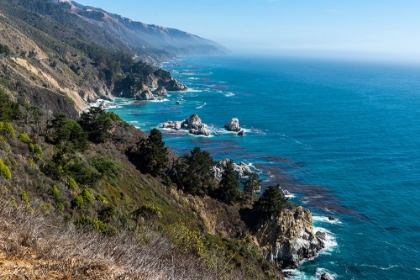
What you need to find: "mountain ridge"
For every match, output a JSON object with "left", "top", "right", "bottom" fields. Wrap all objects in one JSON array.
[{"left": 52, "top": 0, "right": 228, "bottom": 59}]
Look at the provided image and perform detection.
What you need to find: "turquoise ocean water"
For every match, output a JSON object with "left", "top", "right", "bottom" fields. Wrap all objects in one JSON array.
[{"left": 105, "top": 55, "right": 420, "bottom": 279}]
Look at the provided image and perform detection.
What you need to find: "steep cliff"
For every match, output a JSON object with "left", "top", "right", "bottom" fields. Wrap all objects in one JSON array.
[{"left": 254, "top": 206, "right": 325, "bottom": 268}]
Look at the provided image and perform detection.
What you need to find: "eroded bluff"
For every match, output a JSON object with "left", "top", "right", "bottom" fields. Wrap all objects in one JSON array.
[{"left": 254, "top": 206, "right": 325, "bottom": 268}]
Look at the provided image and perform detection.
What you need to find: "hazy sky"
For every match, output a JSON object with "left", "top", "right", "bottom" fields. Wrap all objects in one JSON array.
[{"left": 74, "top": 0, "right": 420, "bottom": 62}]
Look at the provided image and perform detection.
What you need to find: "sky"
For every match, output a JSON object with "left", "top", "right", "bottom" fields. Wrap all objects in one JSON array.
[{"left": 74, "top": 0, "right": 420, "bottom": 62}]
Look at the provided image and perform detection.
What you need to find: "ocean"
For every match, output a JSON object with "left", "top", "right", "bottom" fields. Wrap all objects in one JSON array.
[{"left": 104, "top": 55, "right": 420, "bottom": 279}]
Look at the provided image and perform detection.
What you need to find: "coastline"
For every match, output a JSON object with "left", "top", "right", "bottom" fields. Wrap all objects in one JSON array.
[{"left": 99, "top": 58, "right": 341, "bottom": 278}]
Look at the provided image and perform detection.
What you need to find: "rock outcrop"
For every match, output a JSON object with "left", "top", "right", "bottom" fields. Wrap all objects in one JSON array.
[
  {"left": 134, "top": 86, "right": 169, "bottom": 101},
  {"left": 224, "top": 118, "right": 241, "bottom": 132},
  {"left": 254, "top": 206, "right": 325, "bottom": 269},
  {"left": 134, "top": 89, "right": 155, "bottom": 100},
  {"left": 162, "top": 114, "right": 209, "bottom": 136},
  {"left": 321, "top": 273, "right": 333, "bottom": 280},
  {"left": 153, "top": 86, "right": 167, "bottom": 97},
  {"left": 211, "top": 159, "right": 254, "bottom": 181},
  {"left": 164, "top": 79, "right": 188, "bottom": 91}
]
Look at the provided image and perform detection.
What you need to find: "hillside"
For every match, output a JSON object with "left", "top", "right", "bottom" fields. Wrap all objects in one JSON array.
[
  {"left": 0, "top": 1, "right": 325, "bottom": 279},
  {"left": 53, "top": 0, "right": 227, "bottom": 58},
  {"left": 0, "top": 0, "right": 189, "bottom": 116}
]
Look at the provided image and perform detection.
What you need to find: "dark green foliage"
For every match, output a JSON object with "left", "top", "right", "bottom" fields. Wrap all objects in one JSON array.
[
  {"left": 130, "top": 129, "right": 168, "bottom": 176},
  {"left": 65, "top": 161, "right": 101, "bottom": 187},
  {"left": 254, "top": 185, "right": 288, "bottom": 217},
  {"left": 47, "top": 114, "right": 88, "bottom": 151},
  {"left": 0, "top": 44, "right": 11, "bottom": 56},
  {"left": 218, "top": 160, "right": 240, "bottom": 205},
  {"left": 78, "top": 107, "right": 113, "bottom": 143},
  {"left": 0, "top": 90, "right": 19, "bottom": 122},
  {"left": 243, "top": 172, "right": 261, "bottom": 204},
  {"left": 171, "top": 147, "right": 215, "bottom": 197},
  {"left": 75, "top": 215, "right": 119, "bottom": 236},
  {"left": 89, "top": 155, "right": 120, "bottom": 182},
  {"left": 132, "top": 203, "right": 162, "bottom": 221}
]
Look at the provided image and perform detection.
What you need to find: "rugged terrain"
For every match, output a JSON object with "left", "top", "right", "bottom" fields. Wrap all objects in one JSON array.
[{"left": 0, "top": 1, "right": 325, "bottom": 279}]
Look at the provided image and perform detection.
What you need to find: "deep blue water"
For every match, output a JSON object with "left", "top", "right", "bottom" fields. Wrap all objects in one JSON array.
[{"left": 106, "top": 55, "right": 420, "bottom": 279}]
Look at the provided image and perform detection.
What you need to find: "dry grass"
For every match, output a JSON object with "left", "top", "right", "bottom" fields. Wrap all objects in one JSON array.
[{"left": 0, "top": 201, "right": 235, "bottom": 280}]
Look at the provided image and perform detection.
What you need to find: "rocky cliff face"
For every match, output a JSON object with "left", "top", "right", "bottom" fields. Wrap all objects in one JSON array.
[{"left": 254, "top": 206, "right": 325, "bottom": 269}]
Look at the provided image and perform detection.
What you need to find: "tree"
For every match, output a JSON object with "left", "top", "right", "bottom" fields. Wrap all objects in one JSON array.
[
  {"left": 243, "top": 172, "right": 261, "bottom": 204},
  {"left": 218, "top": 160, "right": 240, "bottom": 205},
  {"left": 254, "top": 184, "right": 287, "bottom": 217},
  {"left": 79, "top": 107, "right": 112, "bottom": 143},
  {"left": 134, "top": 128, "right": 168, "bottom": 176},
  {"left": 47, "top": 114, "right": 88, "bottom": 151},
  {"left": 171, "top": 147, "right": 215, "bottom": 196}
]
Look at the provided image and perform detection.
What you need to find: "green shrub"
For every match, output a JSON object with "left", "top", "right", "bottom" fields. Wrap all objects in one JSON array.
[
  {"left": 72, "top": 195, "right": 85, "bottom": 208},
  {"left": 50, "top": 185, "right": 61, "bottom": 201},
  {"left": 81, "top": 188, "right": 94, "bottom": 204},
  {"left": 20, "top": 191, "right": 30, "bottom": 203},
  {"left": 132, "top": 203, "right": 162, "bottom": 221},
  {"left": 96, "top": 194, "right": 107, "bottom": 203},
  {"left": 27, "top": 158, "right": 36, "bottom": 168},
  {"left": 67, "top": 176, "right": 79, "bottom": 190},
  {"left": 0, "top": 159, "right": 11, "bottom": 179},
  {"left": 75, "top": 215, "right": 119, "bottom": 235},
  {"left": 0, "top": 138, "right": 11, "bottom": 152},
  {"left": 0, "top": 122, "right": 15, "bottom": 138},
  {"left": 18, "top": 133, "right": 31, "bottom": 144},
  {"left": 29, "top": 143, "right": 43, "bottom": 159}
]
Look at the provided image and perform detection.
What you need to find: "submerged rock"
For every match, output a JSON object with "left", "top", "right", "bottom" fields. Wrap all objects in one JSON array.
[
  {"left": 162, "top": 114, "right": 209, "bottom": 136},
  {"left": 255, "top": 206, "right": 325, "bottom": 269}
]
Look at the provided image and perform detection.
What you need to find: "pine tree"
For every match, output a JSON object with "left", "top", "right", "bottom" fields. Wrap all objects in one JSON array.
[
  {"left": 254, "top": 184, "right": 287, "bottom": 217},
  {"left": 243, "top": 172, "right": 261, "bottom": 204},
  {"left": 172, "top": 147, "right": 215, "bottom": 196},
  {"left": 219, "top": 160, "right": 240, "bottom": 204},
  {"left": 136, "top": 128, "right": 168, "bottom": 176}
]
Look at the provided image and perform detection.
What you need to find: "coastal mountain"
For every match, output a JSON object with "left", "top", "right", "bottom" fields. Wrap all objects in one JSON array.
[{"left": 52, "top": 0, "right": 227, "bottom": 58}]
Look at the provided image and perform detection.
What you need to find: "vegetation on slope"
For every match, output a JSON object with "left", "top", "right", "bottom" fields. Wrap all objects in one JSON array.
[{"left": 0, "top": 90, "right": 288, "bottom": 279}]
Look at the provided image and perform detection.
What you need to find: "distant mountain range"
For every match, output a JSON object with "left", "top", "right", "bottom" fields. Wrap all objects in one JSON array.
[
  {"left": 52, "top": 0, "right": 227, "bottom": 58},
  {"left": 0, "top": 0, "right": 226, "bottom": 115}
]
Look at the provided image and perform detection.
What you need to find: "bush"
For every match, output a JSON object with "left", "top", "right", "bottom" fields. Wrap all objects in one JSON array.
[
  {"left": 29, "top": 144, "right": 43, "bottom": 160},
  {"left": 67, "top": 176, "right": 79, "bottom": 190},
  {"left": 75, "top": 215, "right": 119, "bottom": 236},
  {"left": 0, "top": 122, "right": 16, "bottom": 138},
  {"left": 18, "top": 133, "right": 31, "bottom": 144},
  {"left": 0, "top": 159, "right": 12, "bottom": 179},
  {"left": 81, "top": 189, "right": 94, "bottom": 204},
  {"left": 20, "top": 191, "right": 30, "bottom": 203},
  {"left": 132, "top": 203, "right": 162, "bottom": 221},
  {"left": 50, "top": 185, "right": 61, "bottom": 202}
]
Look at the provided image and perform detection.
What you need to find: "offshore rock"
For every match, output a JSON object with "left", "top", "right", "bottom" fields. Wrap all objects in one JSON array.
[
  {"left": 224, "top": 118, "right": 241, "bottom": 132},
  {"left": 165, "top": 79, "right": 188, "bottom": 91},
  {"left": 211, "top": 159, "right": 254, "bottom": 181},
  {"left": 321, "top": 273, "right": 333, "bottom": 280},
  {"left": 255, "top": 206, "right": 325, "bottom": 269},
  {"left": 237, "top": 129, "right": 245, "bottom": 136},
  {"left": 162, "top": 114, "right": 209, "bottom": 136},
  {"left": 184, "top": 114, "right": 209, "bottom": 136}
]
